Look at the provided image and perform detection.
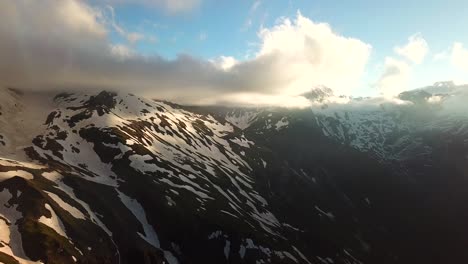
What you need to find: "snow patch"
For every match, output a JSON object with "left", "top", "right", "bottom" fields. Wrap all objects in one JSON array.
[
  {"left": 315, "top": 206, "right": 335, "bottom": 220},
  {"left": 275, "top": 119, "right": 289, "bottom": 130},
  {"left": 164, "top": 250, "right": 179, "bottom": 264},
  {"left": 0, "top": 170, "right": 33, "bottom": 182},
  {"left": 38, "top": 203, "right": 69, "bottom": 239},
  {"left": 117, "top": 190, "right": 160, "bottom": 248},
  {"left": 224, "top": 240, "right": 231, "bottom": 260},
  {"left": 45, "top": 191, "right": 85, "bottom": 220}
]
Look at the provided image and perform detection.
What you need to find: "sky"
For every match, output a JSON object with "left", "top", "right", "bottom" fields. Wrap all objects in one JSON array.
[{"left": 1, "top": 0, "right": 468, "bottom": 106}]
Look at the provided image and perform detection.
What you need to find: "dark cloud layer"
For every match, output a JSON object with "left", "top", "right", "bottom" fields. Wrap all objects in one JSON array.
[{"left": 0, "top": 0, "right": 371, "bottom": 106}]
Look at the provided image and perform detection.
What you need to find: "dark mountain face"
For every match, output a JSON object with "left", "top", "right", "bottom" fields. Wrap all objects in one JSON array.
[{"left": 1, "top": 85, "right": 468, "bottom": 264}]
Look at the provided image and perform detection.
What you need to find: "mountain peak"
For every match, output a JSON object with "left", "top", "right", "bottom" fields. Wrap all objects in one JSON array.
[
  {"left": 301, "top": 86, "right": 334, "bottom": 102},
  {"left": 433, "top": 81, "right": 455, "bottom": 87}
]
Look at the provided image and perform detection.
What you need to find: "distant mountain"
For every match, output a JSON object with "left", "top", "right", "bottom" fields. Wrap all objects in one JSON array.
[
  {"left": 301, "top": 86, "right": 335, "bottom": 102},
  {"left": 1, "top": 83, "right": 468, "bottom": 263}
]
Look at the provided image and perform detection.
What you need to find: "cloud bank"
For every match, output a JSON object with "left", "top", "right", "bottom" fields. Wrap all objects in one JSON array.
[{"left": 0, "top": 1, "right": 374, "bottom": 106}]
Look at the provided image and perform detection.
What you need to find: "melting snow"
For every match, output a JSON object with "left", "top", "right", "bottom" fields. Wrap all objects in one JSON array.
[
  {"left": 365, "top": 198, "right": 371, "bottom": 205},
  {"left": 315, "top": 206, "right": 335, "bottom": 220},
  {"left": 0, "top": 170, "right": 33, "bottom": 182},
  {"left": 164, "top": 251, "right": 179, "bottom": 264},
  {"left": 239, "top": 244, "right": 246, "bottom": 259},
  {"left": 225, "top": 111, "right": 258, "bottom": 130},
  {"left": 42, "top": 171, "right": 62, "bottom": 182},
  {"left": 208, "top": 230, "right": 222, "bottom": 239},
  {"left": 42, "top": 172, "right": 112, "bottom": 236},
  {"left": 45, "top": 191, "right": 85, "bottom": 220},
  {"left": 224, "top": 240, "right": 231, "bottom": 260},
  {"left": 275, "top": 119, "right": 289, "bottom": 130},
  {"left": 38, "top": 203, "right": 69, "bottom": 239},
  {"left": 117, "top": 190, "right": 160, "bottom": 248},
  {"left": 231, "top": 136, "right": 254, "bottom": 148},
  {"left": 0, "top": 189, "right": 39, "bottom": 264}
]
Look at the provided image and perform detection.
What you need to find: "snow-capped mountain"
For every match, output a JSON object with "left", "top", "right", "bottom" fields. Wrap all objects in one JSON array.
[{"left": 1, "top": 84, "right": 468, "bottom": 264}]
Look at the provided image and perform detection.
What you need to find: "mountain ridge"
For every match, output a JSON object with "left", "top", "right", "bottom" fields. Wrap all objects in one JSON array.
[{"left": 0, "top": 84, "right": 468, "bottom": 263}]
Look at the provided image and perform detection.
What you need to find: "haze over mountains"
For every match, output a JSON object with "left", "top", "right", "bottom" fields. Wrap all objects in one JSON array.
[{"left": 0, "top": 81, "right": 468, "bottom": 263}]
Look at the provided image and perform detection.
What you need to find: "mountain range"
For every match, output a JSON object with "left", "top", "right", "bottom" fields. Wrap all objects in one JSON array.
[{"left": 1, "top": 82, "right": 468, "bottom": 264}]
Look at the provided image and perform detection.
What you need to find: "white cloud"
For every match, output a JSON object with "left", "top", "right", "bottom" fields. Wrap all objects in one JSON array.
[
  {"left": 106, "top": 0, "right": 201, "bottom": 14},
  {"left": 394, "top": 34, "right": 429, "bottom": 64},
  {"left": 198, "top": 32, "right": 207, "bottom": 41},
  {"left": 105, "top": 6, "right": 145, "bottom": 44},
  {"left": 252, "top": 12, "right": 372, "bottom": 95},
  {"left": 433, "top": 50, "right": 450, "bottom": 61},
  {"left": 374, "top": 34, "right": 431, "bottom": 97},
  {"left": 376, "top": 57, "right": 411, "bottom": 98},
  {"left": 58, "top": 0, "right": 107, "bottom": 36},
  {"left": 241, "top": 19, "right": 253, "bottom": 31},
  {"left": 126, "top": 32, "right": 144, "bottom": 44},
  {"left": 213, "top": 56, "right": 238, "bottom": 71},
  {"left": 241, "top": 1, "right": 261, "bottom": 32},
  {"left": 251, "top": 0, "right": 262, "bottom": 12},
  {"left": 0, "top": 2, "right": 371, "bottom": 107},
  {"left": 451, "top": 42, "right": 468, "bottom": 72},
  {"left": 110, "top": 44, "right": 135, "bottom": 58},
  {"left": 201, "top": 93, "right": 312, "bottom": 108},
  {"left": 148, "top": 36, "right": 159, "bottom": 44}
]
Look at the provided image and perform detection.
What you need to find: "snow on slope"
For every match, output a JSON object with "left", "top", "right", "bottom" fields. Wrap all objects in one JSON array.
[
  {"left": 41, "top": 171, "right": 114, "bottom": 237},
  {"left": 18, "top": 90, "right": 300, "bottom": 264},
  {"left": 225, "top": 109, "right": 259, "bottom": 130},
  {"left": 0, "top": 88, "right": 396, "bottom": 263},
  {"left": 314, "top": 106, "right": 411, "bottom": 160},
  {"left": 38, "top": 203, "right": 69, "bottom": 239},
  {"left": 0, "top": 188, "right": 37, "bottom": 264},
  {"left": 311, "top": 87, "right": 468, "bottom": 161},
  {"left": 44, "top": 191, "right": 86, "bottom": 220},
  {"left": 117, "top": 190, "right": 160, "bottom": 248}
]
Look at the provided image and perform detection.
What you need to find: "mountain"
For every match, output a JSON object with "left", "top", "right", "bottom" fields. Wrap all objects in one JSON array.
[{"left": 0, "top": 83, "right": 468, "bottom": 264}]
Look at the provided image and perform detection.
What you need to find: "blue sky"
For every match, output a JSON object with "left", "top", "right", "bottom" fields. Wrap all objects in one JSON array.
[
  {"left": 106, "top": 0, "right": 468, "bottom": 57},
  {"left": 98, "top": 0, "right": 468, "bottom": 96}
]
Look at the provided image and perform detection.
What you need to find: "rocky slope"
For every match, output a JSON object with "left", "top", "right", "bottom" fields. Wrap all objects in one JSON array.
[{"left": 0, "top": 84, "right": 468, "bottom": 264}]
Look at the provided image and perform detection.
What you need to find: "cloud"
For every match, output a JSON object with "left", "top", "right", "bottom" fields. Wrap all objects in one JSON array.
[
  {"left": 126, "top": 32, "right": 145, "bottom": 44},
  {"left": 104, "top": 6, "right": 145, "bottom": 45},
  {"left": 451, "top": 42, "right": 468, "bottom": 72},
  {"left": 376, "top": 57, "right": 411, "bottom": 98},
  {"left": 252, "top": 12, "right": 372, "bottom": 95},
  {"left": 212, "top": 56, "right": 238, "bottom": 71},
  {"left": 104, "top": 0, "right": 201, "bottom": 14},
  {"left": 241, "top": 0, "right": 262, "bottom": 32},
  {"left": 57, "top": 0, "right": 107, "bottom": 36},
  {"left": 198, "top": 32, "right": 207, "bottom": 41},
  {"left": 110, "top": 44, "right": 136, "bottom": 58},
  {"left": 199, "top": 93, "right": 313, "bottom": 108},
  {"left": 433, "top": 49, "right": 450, "bottom": 61},
  {"left": 0, "top": 1, "right": 371, "bottom": 107},
  {"left": 394, "top": 34, "right": 429, "bottom": 64},
  {"left": 250, "top": 0, "right": 262, "bottom": 13},
  {"left": 241, "top": 19, "right": 253, "bottom": 31},
  {"left": 374, "top": 34, "right": 431, "bottom": 98}
]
